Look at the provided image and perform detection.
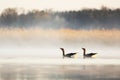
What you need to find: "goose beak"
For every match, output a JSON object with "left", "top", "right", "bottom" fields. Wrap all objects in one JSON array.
[
  {"left": 82, "top": 48, "right": 85, "bottom": 50},
  {"left": 60, "top": 48, "right": 63, "bottom": 50}
]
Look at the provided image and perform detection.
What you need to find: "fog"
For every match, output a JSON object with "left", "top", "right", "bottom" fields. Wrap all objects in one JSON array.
[{"left": 0, "top": 28, "right": 120, "bottom": 58}]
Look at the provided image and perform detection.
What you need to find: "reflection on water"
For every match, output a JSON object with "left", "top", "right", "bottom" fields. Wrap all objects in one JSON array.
[{"left": 0, "top": 64, "right": 120, "bottom": 80}]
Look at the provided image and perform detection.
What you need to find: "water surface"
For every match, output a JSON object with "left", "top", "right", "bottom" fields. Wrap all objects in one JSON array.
[{"left": 0, "top": 59, "right": 120, "bottom": 80}]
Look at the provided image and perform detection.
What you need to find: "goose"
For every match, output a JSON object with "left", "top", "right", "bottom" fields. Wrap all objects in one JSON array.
[
  {"left": 82, "top": 48, "right": 97, "bottom": 58},
  {"left": 60, "top": 48, "right": 77, "bottom": 58}
]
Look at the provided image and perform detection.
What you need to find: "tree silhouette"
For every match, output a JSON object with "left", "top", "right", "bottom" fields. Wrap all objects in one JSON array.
[
  {"left": 0, "top": 7, "right": 120, "bottom": 29},
  {"left": 0, "top": 8, "right": 18, "bottom": 27}
]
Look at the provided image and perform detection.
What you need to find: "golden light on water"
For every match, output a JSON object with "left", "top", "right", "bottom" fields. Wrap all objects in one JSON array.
[
  {"left": 0, "top": 28, "right": 120, "bottom": 44},
  {"left": 0, "top": 28, "right": 120, "bottom": 58}
]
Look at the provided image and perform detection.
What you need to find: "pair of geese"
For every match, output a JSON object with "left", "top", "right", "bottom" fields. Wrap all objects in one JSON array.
[{"left": 60, "top": 48, "right": 97, "bottom": 58}]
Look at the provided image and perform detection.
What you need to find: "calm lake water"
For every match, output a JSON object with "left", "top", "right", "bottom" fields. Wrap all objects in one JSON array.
[{"left": 0, "top": 59, "right": 120, "bottom": 80}]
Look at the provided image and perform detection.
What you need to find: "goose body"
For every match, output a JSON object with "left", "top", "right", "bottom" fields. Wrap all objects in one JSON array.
[
  {"left": 82, "top": 48, "right": 97, "bottom": 58},
  {"left": 60, "top": 48, "right": 77, "bottom": 58}
]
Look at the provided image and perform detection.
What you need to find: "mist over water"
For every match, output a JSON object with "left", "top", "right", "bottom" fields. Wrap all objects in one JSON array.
[
  {"left": 0, "top": 28, "right": 120, "bottom": 58},
  {"left": 0, "top": 6, "right": 120, "bottom": 80}
]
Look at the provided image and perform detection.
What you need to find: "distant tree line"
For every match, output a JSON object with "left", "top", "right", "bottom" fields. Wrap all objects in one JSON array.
[{"left": 0, "top": 6, "right": 120, "bottom": 29}]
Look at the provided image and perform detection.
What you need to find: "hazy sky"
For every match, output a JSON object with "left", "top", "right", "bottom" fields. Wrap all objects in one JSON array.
[{"left": 0, "top": 0, "right": 120, "bottom": 12}]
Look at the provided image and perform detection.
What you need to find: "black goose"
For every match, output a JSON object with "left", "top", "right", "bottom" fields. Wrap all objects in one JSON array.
[
  {"left": 82, "top": 48, "right": 97, "bottom": 58},
  {"left": 60, "top": 48, "right": 77, "bottom": 58}
]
